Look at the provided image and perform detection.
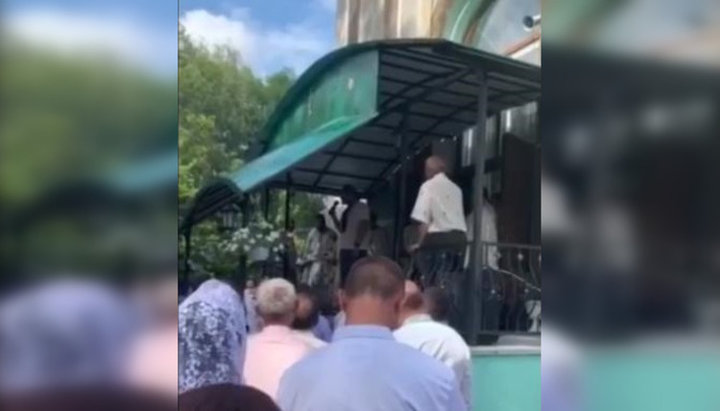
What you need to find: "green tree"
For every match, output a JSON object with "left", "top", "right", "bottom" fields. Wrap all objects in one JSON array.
[
  {"left": 1, "top": 38, "right": 177, "bottom": 207},
  {"left": 179, "top": 26, "right": 323, "bottom": 280}
]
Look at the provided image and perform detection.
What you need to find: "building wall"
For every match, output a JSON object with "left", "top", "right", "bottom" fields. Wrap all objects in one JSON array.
[
  {"left": 343, "top": 0, "right": 541, "bottom": 246},
  {"left": 471, "top": 353, "right": 540, "bottom": 411},
  {"left": 336, "top": 0, "right": 541, "bottom": 66}
]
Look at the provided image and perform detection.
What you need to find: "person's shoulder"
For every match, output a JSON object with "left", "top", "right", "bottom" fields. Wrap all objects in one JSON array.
[
  {"left": 435, "top": 323, "right": 471, "bottom": 353},
  {"left": 394, "top": 321, "right": 428, "bottom": 339},
  {"left": 282, "top": 343, "right": 330, "bottom": 379},
  {"left": 432, "top": 321, "right": 463, "bottom": 336},
  {"left": 396, "top": 322, "right": 459, "bottom": 348},
  {"left": 293, "top": 331, "right": 326, "bottom": 350},
  {"left": 440, "top": 322, "right": 466, "bottom": 338},
  {"left": 392, "top": 338, "right": 452, "bottom": 374},
  {"left": 419, "top": 177, "right": 434, "bottom": 190},
  {"left": 286, "top": 333, "right": 316, "bottom": 352},
  {"left": 443, "top": 174, "right": 462, "bottom": 190},
  {"left": 404, "top": 344, "right": 456, "bottom": 384}
]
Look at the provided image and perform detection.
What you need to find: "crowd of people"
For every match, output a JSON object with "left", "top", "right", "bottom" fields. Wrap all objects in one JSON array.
[
  {"left": 177, "top": 154, "right": 489, "bottom": 410},
  {"left": 179, "top": 257, "right": 472, "bottom": 411},
  {"left": 293, "top": 154, "right": 492, "bottom": 288},
  {"left": 1, "top": 275, "right": 180, "bottom": 411}
]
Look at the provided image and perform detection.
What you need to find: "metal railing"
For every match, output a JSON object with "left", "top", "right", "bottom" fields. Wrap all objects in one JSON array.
[
  {"left": 411, "top": 241, "right": 541, "bottom": 340},
  {"left": 477, "top": 243, "right": 541, "bottom": 336}
]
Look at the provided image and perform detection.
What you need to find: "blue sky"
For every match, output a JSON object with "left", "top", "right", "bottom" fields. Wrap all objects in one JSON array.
[
  {"left": 3, "top": 0, "right": 337, "bottom": 77},
  {"left": 4, "top": 0, "right": 179, "bottom": 77},
  {"left": 179, "top": 0, "right": 337, "bottom": 77}
]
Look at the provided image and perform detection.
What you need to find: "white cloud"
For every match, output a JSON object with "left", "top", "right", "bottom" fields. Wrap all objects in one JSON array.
[
  {"left": 180, "top": 8, "right": 332, "bottom": 76},
  {"left": 317, "top": 0, "right": 337, "bottom": 12},
  {"left": 180, "top": 9, "right": 254, "bottom": 63},
  {"left": 5, "top": 9, "right": 177, "bottom": 77}
]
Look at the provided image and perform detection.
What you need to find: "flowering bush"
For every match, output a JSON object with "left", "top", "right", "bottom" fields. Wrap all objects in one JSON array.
[{"left": 222, "top": 218, "right": 284, "bottom": 257}]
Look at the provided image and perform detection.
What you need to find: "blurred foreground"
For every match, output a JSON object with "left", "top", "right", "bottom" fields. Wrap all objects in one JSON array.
[
  {"left": 0, "top": 1, "right": 178, "bottom": 408},
  {"left": 542, "top": 1, "right": 720, "bottom": 410}
]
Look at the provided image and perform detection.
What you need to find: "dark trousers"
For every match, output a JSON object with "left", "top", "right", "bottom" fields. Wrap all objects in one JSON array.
[
  {"left": 339, "top": 249, "right": 368, "bottom": 287},
  {"left": 413, "top": 230, "right": 467, "bottom": 287}
]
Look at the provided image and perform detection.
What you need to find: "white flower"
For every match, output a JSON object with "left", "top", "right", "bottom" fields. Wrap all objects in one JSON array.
[{"left": 243, "top": 245, "right": 250, "bottom": 253}]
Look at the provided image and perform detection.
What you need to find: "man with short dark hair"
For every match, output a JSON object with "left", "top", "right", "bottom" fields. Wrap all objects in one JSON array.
[{"left": 278, "top": 257, "right": 465, "bottom": 411}]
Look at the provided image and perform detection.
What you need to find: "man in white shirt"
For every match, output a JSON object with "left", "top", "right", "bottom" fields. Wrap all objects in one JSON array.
[
  {"left": 330, "top": 185, "right": 370, "bottom": 287},
  {"left": 408, "top": 156, "right": 467, "bottom": 253},
  {"left": 394, "top": 282, "right": 472, "bottom": 409}
]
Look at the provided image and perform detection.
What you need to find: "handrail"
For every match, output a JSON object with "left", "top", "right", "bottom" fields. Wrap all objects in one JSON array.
[{"left": 411, "top": 240, "right": 541, "bottom": 339}]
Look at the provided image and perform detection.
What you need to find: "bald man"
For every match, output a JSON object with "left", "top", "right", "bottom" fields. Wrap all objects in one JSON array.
[
  {"left": 408, "top": 156, "right": 467, "bottom": 253},
  {"left": 278, "top": 257, "right": 465, "bottom": 411},
  {"left": 395, "top": 283, "right": 472, "bottom": 409}
]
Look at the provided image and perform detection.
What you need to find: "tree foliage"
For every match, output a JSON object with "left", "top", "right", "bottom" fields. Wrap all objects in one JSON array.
[
  {"left": 1, "top": 38, "right": 177, "bottom": 207},
  {"left": 179, "top": 26, "right": 323, "bottom": 279}
]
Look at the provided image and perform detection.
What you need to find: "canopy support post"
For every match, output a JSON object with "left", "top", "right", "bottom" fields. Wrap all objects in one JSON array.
[
  {"left": 263, "top": 187, "right": 270, "bottom": 221},
  {"left": 393, "top": 109, "right": 410, "bottom": 261},
  {"left": 284, "top": 174, "right": 291, "bottom": 230},
  {"left": 467, "top": 69, "right": 488, "bottom": 344},
  {"left": 284, "top": 174, "right": 292, "bottom": 281}
]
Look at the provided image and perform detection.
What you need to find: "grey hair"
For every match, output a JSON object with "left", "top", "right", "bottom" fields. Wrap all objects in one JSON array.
[{"left": 255, "top": 278, "right": 297, "bottom": 320}]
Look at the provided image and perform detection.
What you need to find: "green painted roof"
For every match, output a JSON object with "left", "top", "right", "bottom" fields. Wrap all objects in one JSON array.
[
  {"left": 183, "top": 39, "right": 540, "bottom": 228},
  {"left": 230, "top": 114, "right": 376, "bottom": 192}
]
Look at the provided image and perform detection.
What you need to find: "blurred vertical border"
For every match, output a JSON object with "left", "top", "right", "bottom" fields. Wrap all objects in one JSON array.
[
  {"left": 542, "top": 1, "right": 720, "bottom": 411},
  {"left": 0, "top": 0, "right": 179, "bottom": 406}
]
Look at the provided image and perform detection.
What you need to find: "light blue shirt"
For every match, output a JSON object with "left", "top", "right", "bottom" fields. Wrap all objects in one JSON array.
[
  {"left": 277, "top": 325, "right": 466, "bottom": 411},
  {"left": 312, "top": 315, "right": 333, "bottom": 342}
]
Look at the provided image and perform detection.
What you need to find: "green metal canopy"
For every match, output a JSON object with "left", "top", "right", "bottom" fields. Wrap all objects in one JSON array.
[{"left": 183, "top": 38, "right": 540, "bottom": 229}]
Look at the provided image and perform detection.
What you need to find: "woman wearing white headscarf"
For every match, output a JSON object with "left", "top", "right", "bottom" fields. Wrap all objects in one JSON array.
[
  {"left": 178, "top": 279, "right": 247, "bottom": 392},
  {"left": 178, "top": 279, "right": 280, "bottom": 410}
]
